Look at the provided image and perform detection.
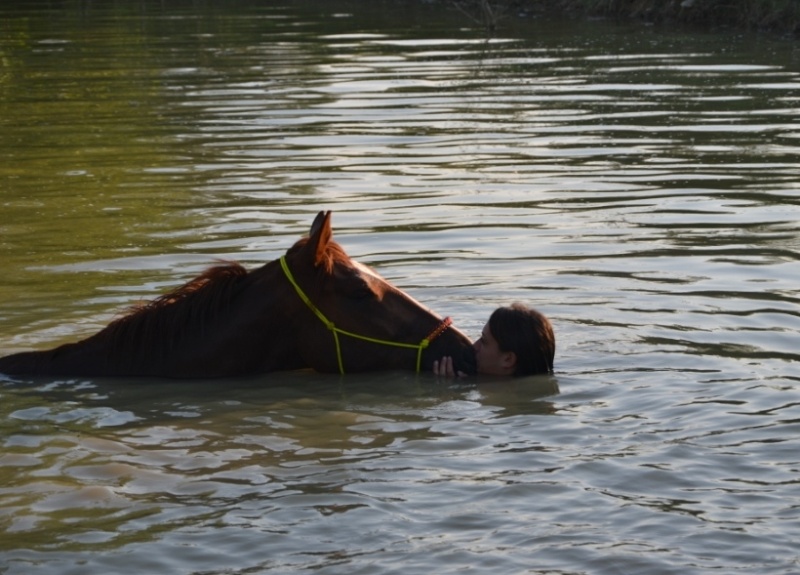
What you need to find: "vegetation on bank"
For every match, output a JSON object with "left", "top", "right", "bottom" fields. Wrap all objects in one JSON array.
[{"left": 449, "top": 0, "right": 800, "bottom": 36}]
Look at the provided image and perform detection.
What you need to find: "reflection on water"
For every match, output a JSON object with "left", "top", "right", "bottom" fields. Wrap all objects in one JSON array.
[{"left": 1, "top": 1, "right": 799, "bottom": 574}]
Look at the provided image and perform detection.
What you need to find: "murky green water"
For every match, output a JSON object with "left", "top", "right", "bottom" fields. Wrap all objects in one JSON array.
[{"left": 2, "top": 1, "right": 799, "bottom": 574}]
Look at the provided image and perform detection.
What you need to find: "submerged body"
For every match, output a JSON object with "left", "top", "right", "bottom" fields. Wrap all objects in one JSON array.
[{"left": 0, "top": 211, "right": 476, "bottom": 378}]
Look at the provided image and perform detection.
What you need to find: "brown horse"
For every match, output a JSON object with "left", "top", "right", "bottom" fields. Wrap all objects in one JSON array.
[{"left": 0, "top": 211, "right": 476, "bottom": 378}]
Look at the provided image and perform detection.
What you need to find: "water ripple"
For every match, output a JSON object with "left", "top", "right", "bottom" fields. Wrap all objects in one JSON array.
[{"left": 2, "top": 3, "right": 800, "bottom": 575}]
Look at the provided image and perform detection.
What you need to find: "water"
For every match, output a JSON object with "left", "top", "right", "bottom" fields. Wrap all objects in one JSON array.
[{"left": 2, "top": 1, "right": 800, "bottom": 573}]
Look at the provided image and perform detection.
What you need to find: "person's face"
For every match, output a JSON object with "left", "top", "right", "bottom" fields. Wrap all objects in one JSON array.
[{"left": 473, "top": 322, "right": 515, "bottom": 376}]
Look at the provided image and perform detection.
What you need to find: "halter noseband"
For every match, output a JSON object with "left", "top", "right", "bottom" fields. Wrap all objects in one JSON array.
[{"left": 280, "top": 256, "right": 452, "bottom": 374}]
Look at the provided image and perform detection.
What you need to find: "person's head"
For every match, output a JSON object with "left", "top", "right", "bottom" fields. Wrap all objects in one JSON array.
[{"left": 474, "top": 303, "right": 555, "bottom": 376}]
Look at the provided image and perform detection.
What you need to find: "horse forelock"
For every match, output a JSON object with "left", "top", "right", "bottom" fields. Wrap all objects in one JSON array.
[{"left": 289, "top": 237, "right": 351, "bottom": 275}]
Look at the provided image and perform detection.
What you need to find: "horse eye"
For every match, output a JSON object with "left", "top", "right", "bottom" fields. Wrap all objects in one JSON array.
[{"left": 353, "top": 283, "right": 374, "bottom": 300}]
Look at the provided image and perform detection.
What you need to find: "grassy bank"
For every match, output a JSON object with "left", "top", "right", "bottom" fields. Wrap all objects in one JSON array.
[{"left": 451, "top": 0, "right": 800, "bottom": 36}]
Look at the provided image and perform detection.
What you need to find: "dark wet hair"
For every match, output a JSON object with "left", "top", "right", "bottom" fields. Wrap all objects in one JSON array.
[{"left": 488, "top": 303, "right": 555, "bottom": 376}]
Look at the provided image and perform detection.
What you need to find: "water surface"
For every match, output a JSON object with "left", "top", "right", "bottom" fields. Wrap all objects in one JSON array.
[{"left": 1, "top": 2, "right": 799, "bottom": 574}]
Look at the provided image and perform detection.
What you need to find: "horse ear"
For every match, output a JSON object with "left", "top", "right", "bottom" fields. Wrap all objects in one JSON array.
[{"left": 307, "top": 210, "right": 333, "bottom": 267}]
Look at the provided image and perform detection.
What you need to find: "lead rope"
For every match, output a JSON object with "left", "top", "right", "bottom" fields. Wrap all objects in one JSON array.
[{"left": 280, "top": 256, "right": 451, "bottom": 374}]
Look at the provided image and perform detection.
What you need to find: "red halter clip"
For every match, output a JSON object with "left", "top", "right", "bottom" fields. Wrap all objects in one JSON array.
[{"left": 424, "top": 316, "right": 453, "bottom": 345}]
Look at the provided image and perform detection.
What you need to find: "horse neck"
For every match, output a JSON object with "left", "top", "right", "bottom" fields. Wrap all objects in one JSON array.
[{"left": 8, "top": 259, "right": 305, "bottom": 378}]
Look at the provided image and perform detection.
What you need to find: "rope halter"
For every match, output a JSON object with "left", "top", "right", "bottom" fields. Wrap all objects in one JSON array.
[{"left": 280, "top": 256, "right": 452, "bottom": 374}]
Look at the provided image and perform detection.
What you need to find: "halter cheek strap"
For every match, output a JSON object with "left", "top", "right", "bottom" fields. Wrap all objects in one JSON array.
[{"left": 280, "top": 256, "right": 451, "bottom": 374}]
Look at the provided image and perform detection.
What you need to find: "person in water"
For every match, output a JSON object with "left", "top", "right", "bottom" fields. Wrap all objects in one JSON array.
[{"left": 433, "top": 303, "right": 555, "bottom": 377}]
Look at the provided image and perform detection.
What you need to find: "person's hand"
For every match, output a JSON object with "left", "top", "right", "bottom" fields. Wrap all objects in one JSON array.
[{"left": 432, "top": 356, "right": 467, "bottom": 378}]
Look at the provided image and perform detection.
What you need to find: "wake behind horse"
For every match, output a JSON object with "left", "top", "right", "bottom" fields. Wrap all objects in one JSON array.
[{"left": 0, "top": 211, "right": 476, "bottom": 378}]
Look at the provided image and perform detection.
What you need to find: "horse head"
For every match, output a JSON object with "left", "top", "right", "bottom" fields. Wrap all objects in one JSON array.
[{"left": 279, "top": 211, "right": 477, "bottom": 375}]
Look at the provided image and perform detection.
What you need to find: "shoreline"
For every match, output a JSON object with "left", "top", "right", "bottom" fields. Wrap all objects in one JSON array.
[{"left": 448, "top": 0, "right": 800, "bottom": 37}]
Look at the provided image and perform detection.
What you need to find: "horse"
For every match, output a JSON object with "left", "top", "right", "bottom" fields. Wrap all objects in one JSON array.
[{"left": 0, "top": 211, "right": 476, "bottom": 378}]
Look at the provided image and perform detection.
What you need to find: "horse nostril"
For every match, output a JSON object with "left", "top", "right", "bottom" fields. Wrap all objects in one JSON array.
[{"left": 456, "top": 346, "right": 477, "bottom": 375}]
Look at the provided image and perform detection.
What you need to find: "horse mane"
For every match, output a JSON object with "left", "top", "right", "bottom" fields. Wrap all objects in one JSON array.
[
  {"left": 99, "top": 262, "right": 249, "bottom": 361},
  {"left": 94, "top": 237, "right": 350, "bottom": 366}
]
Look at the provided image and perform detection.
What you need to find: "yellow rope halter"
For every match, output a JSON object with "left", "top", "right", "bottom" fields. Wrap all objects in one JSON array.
[{"left": 280, "top": 255, "right": 451, "bottom": 374}]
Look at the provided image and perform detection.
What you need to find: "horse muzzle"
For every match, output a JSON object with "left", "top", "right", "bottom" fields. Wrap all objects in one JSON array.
[
  {"left": 424, "top": 318, "right": 476, "bottom": 376},
  {"left": 453, "top": 345, "right": 477, "bottom": 376}
]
